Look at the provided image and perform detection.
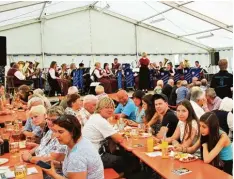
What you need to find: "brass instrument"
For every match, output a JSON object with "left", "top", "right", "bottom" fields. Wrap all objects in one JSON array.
[
  {"left": 163, "top": 58, "right": 169, "bottom": 67},
  {"left": 183, "top": 59, "right": 190, "bottom": 68},
  {"left": 22, "top": 61, "right": 30, "bottom": 75}
]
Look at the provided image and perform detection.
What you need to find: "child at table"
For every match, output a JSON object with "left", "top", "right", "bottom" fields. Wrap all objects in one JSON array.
[
  {"left": 176, "top": 112, "right": 233, "bottom": 175},
  {"left": 165, "top": 99, "right": 200, "bottom": 148}
]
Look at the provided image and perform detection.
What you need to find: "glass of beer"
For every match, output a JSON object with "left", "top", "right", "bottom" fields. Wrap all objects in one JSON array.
[
  {"left": 14, "top": 163, "right": 27, "bottom": 179},
  {"left": 11, "top": 131, "right": 21, "bottom": 142},
  {"left": 9, "top": 142, "right": 19, "bottom": 155}
]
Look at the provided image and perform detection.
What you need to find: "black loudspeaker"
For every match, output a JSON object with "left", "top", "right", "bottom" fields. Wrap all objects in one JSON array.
[
  {"left": 0, "top": 36, "right": 6, "bottom": 66},
  {"left": 214, "top": 52, "right": 219, "bottom": 65}
]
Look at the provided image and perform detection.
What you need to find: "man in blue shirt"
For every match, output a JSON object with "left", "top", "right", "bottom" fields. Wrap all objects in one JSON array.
[{"left": 114, "top": 90, "right": 136, "bottom": 121}]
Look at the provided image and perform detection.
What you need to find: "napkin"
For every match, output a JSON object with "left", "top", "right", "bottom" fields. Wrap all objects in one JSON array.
[
  {"left": 145, "top": 151, "right": 174, "bottom": 157},
  {"left": 145, "top": 151, "right": 162, "bottom": 157}
]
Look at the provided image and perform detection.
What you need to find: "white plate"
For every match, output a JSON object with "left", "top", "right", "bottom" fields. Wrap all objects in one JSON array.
[
  {"left": 140, "top": 133, "right": 151, "bottom": 138},
  {"left": 0, "top": 158, "right": 8, "bottom": 165}
]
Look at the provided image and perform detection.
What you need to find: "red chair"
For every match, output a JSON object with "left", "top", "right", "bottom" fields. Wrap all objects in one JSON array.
[{"left": 104, "top": 168, "right": 119, "bottom": 179}]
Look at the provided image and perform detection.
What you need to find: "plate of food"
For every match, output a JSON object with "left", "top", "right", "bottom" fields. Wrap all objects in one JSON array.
[
  {"left": 0, "top": 158, "right": 8, "bottom": 165},
  {"left": 176, "top": 153, "right": 198, "bottom": 162}
]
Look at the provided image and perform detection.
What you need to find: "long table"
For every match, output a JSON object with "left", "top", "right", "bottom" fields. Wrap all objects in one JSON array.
[
  {"left": 0, "top": 111, "right": 27, "bottom": 124},
  {"left": 0, "top": 152, "right": 43, "bottom": 179},
  {"left": 117, "top": 131, "right": 232, "bottom": 179},
  {"left": 132, "top": 147, "right": 232, "bottom": 179}
]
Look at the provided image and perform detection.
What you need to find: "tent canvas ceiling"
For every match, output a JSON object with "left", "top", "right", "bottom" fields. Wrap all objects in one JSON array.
[{"left": 0, "top": 1, "right": 233, "bottom": 49}]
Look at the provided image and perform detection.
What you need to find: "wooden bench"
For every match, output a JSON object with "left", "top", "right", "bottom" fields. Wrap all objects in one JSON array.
[{"left": 104, "top": 168, "right": 119, "bottom": 179}]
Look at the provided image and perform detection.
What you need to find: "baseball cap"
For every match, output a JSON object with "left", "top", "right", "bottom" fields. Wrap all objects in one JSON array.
[{"left": 153, "top": 93, "right": 168, "bottom": 103}]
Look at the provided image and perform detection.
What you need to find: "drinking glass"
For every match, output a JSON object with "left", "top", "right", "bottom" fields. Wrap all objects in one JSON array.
[
  {"left": 9, "top": 142, "right": 19, "bottom": 155},
  {"left": 14, "top": 163, "right": 27, "bottom": 179}
]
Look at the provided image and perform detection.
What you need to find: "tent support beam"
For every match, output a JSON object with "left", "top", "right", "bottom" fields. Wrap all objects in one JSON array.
[
  {"left": 0, "top": 1, "right": 46, "bottom": 13},
  {"left": 138, "top": 1, "right": 193, "bottom": 23},
  {"left": 160, "top": 1, "right": 233, "bottom": 32},
  {"left": 179, "top": 27, "right": 222, "bottom": 37},
  {"left": 39, "top": 2, "right": 48, "bottom": 19}
]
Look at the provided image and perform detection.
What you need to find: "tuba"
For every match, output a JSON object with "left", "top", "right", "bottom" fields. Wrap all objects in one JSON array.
[
  {"left": 34, "top": 60, "right": 40, "bottom": 71},
  {"left": 33, "top": 60, "right": 40, "bottom": 77},
  {"left": 183, "top": 59, "right": 190, "bottom": 68},
  {"left": 163, "top": 58, "right": 169, "bottom": 67}
]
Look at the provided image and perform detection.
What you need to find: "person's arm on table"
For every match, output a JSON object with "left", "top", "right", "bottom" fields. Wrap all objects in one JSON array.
[{"left": 202, "top": 134, "right": 228, "bottom": 164}]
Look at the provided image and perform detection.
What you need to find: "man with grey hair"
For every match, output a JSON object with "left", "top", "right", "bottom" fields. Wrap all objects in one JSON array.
[
  {"left": 190, "top": 86, "right": 206, "bottom": 119},
  {"left": 23, "top": 97, "right": 45, "bottom": 139},
  {"left": 162, "top": 79, "right": 174, "bottom": 100},
  {"left": 78, "top": 95, "right": 98, "bottom": 126},
  {"left": 192, "top": 77, "right": 198, "bottom": 85},
  {"left": 206, "top": 88, "right": 222, "bottom": 111},
  {"left": 59, "top": 86, "right": 78, "bottom": 109}
]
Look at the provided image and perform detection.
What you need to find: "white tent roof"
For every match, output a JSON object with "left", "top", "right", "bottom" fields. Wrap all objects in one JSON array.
[{"left": 0, "top": 1, "right": 232, "bottom": 49}]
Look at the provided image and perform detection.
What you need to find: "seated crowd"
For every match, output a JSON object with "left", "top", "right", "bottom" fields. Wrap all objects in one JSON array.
[{"left": 0, "top": 59, "right": 232, "bottom": 179}]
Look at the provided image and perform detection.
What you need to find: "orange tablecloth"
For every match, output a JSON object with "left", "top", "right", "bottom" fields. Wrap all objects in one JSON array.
[
  {"left": 0, "top": 152, "right": 43, "bottom": 179},
  {"left": 0, "top": 111, "right": 27, "bottom": 124},
  {"left": 132, "top": 147, "right": 232, "bottom": 179}
]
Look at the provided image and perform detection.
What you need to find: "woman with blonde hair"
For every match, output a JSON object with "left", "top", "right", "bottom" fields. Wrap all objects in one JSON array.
[
  {"left": 82, "top": 97, "right": 125, "bottom": 173},
  {"left": 138, "top": 52, "right": 150, "bottom": 93}
]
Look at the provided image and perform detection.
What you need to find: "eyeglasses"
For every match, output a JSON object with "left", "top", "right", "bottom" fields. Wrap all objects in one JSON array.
[{"left": 54, "top": 115, "right": 72, "bottom": 124}]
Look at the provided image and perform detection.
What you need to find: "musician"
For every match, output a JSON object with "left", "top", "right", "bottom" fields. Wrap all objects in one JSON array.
[
  {"left": 103, "top": 63, "right": 117, "bottom": 92},
  {"left": 112, "top": 58, "right": 121, "bottom": 74},
  {"left": 68, "top": 63, "right": 76, "bottom": 77},
  {"left": 92, "top": 62, "right": 112, "bottom": 93},
  {"left": 27, "top": 61, "right": 42, "bottom": 89},
  {"left": 177, "top": 62, "right": 185, "bottom": 80},
  {"left": 167, "top": 62, "right": 175, "bottom": 77},
  {"left": 159, "top": 61, "right": 164, "bottom": 71},
  {"left": 59, "top": 63, "right": 68, "bottom": 79},
  {"left": 47, "top": 61, "right": 62, "bottom": 96},
  {"left": 7, "top": 64, "right": 33, "bottom": 87},
  {"left": 138, "top": 52, "right": 150, "bottom": 93},
  {"left": 103, "top": 63, "right": 114, "bottom": 77},
  {"left": 195, "top": 61, "right": 201, "bottom": 68}
]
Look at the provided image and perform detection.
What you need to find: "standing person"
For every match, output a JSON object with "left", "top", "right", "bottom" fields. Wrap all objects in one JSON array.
[
  {"left": 138, "top": 52, "right": 150, "bottom": 93},
  {"left": 47, "top": 61, "right": 61, "bottom": 97},
  {"left": 210, "top": 59, "right": 233, "bottom": 99}
]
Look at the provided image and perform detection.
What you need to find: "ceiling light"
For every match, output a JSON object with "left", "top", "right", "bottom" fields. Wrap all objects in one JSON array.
[
  {"left": 150, "top": 18, "right": 165, "bottom": 24},
  {"left": 196, "top": 33, "right": 214, "bottom": 40}
]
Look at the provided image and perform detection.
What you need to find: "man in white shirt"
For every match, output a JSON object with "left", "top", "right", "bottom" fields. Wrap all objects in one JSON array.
[
  {"left": 7, "top": 64, "right": 33, "bottom": 87},
  {"left": 190, "top": 86, "right": 206, "bottom": 119}
]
